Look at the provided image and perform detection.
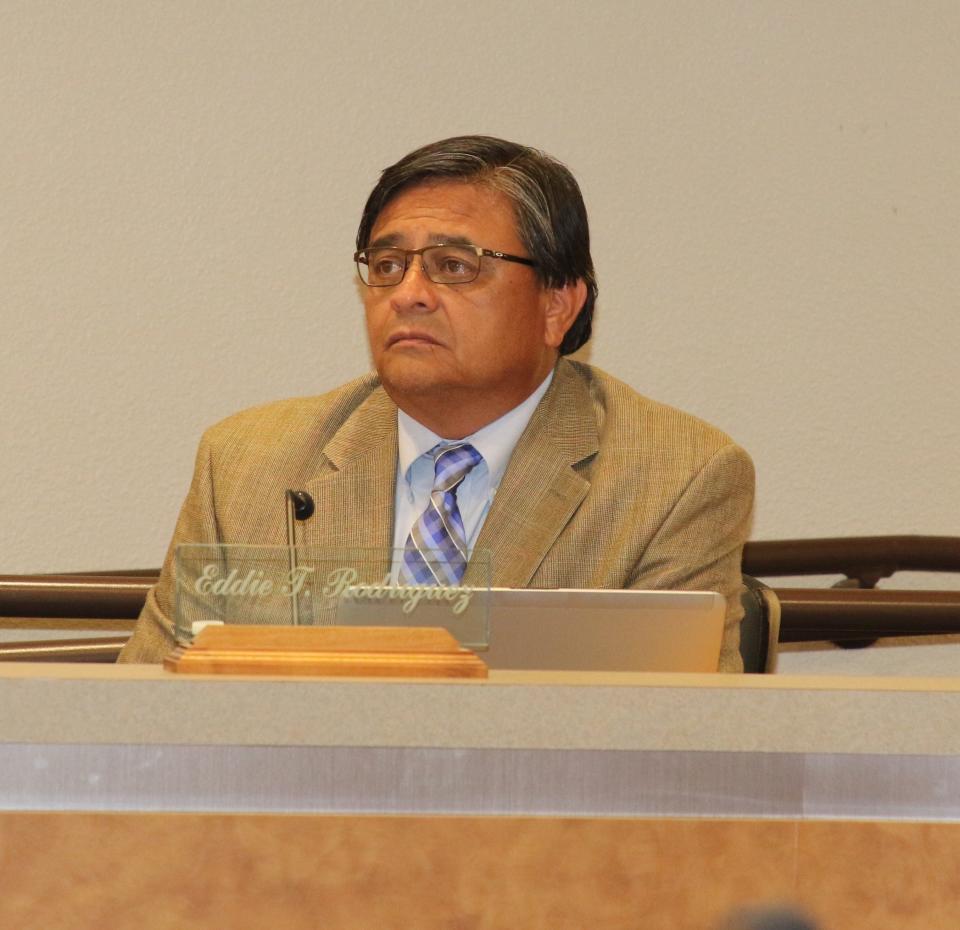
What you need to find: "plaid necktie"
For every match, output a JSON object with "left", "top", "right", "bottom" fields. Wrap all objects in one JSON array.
[{"left": 399, "top": 442, "right": 484, "bottom": 586}]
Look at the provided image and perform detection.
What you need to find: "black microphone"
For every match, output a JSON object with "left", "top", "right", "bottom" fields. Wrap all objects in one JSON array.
[
  {"left": 290, "top": 490, "right": 315, "bottom": 521},
  {"left": 284, "top": 490, "right": 315, "bottom": 626}
]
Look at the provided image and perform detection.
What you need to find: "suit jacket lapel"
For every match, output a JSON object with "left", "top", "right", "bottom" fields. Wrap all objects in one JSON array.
[
  {"left": 300, "top": 387, "right": 397, "bottom": 581},
  {"left": 466, "top": 360, "right": 599, "bottom": 588}
]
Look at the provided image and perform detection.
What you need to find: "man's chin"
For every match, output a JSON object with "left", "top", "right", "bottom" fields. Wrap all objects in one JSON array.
[{"left": 376, "top": 363, "right": 455, "bottom": 399}]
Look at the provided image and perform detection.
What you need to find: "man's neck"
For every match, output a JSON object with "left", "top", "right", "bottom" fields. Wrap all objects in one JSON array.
[{"left": 389, "top": 373, "right": 555, "bottom": 439}]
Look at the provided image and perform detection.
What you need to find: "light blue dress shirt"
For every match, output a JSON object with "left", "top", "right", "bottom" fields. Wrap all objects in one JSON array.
[{"left": 390, "top": 371, "right": 554, "bottom": 581}]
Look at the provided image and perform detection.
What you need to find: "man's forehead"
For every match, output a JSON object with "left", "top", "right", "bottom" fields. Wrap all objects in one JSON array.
[{"left": 368, "top": 180, "right": 521, "bottom": 245}]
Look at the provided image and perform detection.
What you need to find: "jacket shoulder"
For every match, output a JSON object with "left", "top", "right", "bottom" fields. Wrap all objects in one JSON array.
[
  {"left": 562, "top": 360, "right": 750, "bottom": 468},
  {"left": 200, "top": 373, "right": 383, "bottom": 454}
]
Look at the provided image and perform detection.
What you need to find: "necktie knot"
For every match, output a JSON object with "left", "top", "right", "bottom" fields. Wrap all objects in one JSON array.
[{"left": 430, "top": 442, "right": 483, "bottom": 494}]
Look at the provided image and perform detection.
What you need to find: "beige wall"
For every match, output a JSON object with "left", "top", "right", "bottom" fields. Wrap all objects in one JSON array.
[{"left": 2, "top": 1, "right": 958, "bottom": 579}]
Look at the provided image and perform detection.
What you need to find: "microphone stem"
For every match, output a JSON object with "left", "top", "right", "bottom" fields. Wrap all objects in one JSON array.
[{"left": 285, "top": 491, "right": 301, "bottom": 626}]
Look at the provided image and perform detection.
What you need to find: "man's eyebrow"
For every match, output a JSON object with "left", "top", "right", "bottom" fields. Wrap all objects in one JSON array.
[
  {"left": 367, "top": 233, "right": 479, "bottom": 249},
  {"left": 429, "top": 234, "right": 475, "bottom": 247},
  {"left": 368, "top": 233, "right": 402, "bottom": 248}
]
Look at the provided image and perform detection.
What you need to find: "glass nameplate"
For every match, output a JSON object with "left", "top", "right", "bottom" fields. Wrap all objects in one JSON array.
[{"left": 174, "top": 545, "right": 492, "bottom": 649}]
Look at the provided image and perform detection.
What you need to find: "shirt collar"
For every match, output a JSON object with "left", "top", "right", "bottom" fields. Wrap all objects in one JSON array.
[{"left": 397, "top": 369, "right": 554, "bottom": 487}]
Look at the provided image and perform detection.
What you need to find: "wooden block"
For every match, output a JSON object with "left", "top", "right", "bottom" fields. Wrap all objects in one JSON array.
[{"left": 163, "top": 625, "right": 488, "bottom": 679}]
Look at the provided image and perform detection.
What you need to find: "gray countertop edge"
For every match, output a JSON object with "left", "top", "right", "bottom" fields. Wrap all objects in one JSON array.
[{"left": 2, "top": 665, "right": 959, "bottom": 755}]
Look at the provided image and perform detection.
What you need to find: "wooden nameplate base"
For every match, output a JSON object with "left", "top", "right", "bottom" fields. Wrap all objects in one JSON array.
[{"left": 164, "top": 625, "right": 488, "bottom": 679}]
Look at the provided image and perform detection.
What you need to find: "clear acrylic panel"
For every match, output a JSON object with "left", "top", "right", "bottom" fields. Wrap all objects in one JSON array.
[{"left": 174, "top": 545, "right": 491, "bottom": 649}]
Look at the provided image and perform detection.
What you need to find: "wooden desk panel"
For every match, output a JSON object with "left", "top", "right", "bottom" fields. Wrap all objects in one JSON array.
[{"left": 1, "top": 813, "right": 958, "bottom": 930}]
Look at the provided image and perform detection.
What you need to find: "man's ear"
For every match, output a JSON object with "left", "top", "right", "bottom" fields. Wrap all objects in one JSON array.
[{"left": 543, "top": 279, "right": 588, "bottom": 349}]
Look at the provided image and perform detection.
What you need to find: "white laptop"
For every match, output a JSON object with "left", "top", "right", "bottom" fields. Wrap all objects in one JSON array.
[{"left": 336, "top": 587, "right": 726, "bottom": 673}]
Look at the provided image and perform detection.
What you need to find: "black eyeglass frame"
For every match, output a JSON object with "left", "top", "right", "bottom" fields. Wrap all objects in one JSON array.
[{"left": 353, "top": 244, "right": 538, "bottom": 287}]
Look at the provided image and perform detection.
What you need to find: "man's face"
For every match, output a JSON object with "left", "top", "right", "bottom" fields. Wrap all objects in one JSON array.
[{"left": 362, "top": 181, "right": 573, "bottom": 437}]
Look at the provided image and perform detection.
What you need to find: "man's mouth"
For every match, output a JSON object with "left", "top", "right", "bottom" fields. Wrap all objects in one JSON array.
[{"left": 386, "top": 330, "right": 443, "bottom": 348}]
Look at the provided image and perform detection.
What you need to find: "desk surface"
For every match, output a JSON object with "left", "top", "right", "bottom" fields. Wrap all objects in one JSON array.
[
  {"left": 1, "top": 662, "right": 959, "bottom": 753},
  {"left": 2, "top": 664, "right": 958, "bottom": 820}
]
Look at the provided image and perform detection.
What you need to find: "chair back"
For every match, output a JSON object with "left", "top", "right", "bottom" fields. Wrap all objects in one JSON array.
[{"left": 739, "top": 576, "right": 781, "bottom": 673}]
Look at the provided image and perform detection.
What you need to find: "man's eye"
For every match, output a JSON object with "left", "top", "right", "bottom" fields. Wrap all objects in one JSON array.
[
  {"left": 372, "top": 254, "right": 404, "bottom": 275},
  {"left": 434, "top": 250, "right": 479, "bottom": 277},
  {"left": 440, "top": 258, "right": 468, "bottom": 274}
]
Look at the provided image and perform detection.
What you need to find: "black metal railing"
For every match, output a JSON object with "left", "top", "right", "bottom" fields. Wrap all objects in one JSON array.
[
  {"left": 743, "top": 535, "right": 960, "bottom": 588},
  {"left": 2, "top": 536, "right": 959, "bottom": 661}
]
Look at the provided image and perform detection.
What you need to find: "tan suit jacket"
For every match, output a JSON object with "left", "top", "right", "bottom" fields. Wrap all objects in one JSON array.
[{"left": 119, "top": 359, "right": 754, "bottom": 670}]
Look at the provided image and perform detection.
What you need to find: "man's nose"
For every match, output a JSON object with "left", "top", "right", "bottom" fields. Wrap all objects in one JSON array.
[{"left": 389, "top": 256, "right": 440, "bottom": 313}]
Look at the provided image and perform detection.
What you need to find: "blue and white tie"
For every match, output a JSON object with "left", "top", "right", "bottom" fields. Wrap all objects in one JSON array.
[{"left": 399, "top": 442, "right": 483, "bottom": 586}]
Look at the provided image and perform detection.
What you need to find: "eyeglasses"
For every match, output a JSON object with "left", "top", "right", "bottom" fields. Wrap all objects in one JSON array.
[{"left": 354, "top": 244, "right": 537, "bottom": 287}]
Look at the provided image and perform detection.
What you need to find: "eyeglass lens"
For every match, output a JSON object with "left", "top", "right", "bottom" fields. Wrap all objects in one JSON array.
[{"left": 359, "top": 246, "right": 482, "bottom": 286}]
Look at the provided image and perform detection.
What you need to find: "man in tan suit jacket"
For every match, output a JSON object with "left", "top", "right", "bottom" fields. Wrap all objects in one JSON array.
[{"left": 120, "top": 135, "right": 754, "bottom": 670}]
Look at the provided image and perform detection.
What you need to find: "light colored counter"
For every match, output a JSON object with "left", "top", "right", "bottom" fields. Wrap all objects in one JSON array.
[
  {"left": 3, "top": 664, "right": 960, "bottom": 930},
  {"left": 2, "top": 664, "right": 958, "bottom": 820},
  {"left": 1, "top": 662, "right": 960, "bottom": 752}
]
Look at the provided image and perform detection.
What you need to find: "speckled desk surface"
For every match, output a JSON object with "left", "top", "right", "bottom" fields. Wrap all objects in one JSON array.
[{"left": 2, "top": 662, "right": 959, "bottom": 754}]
